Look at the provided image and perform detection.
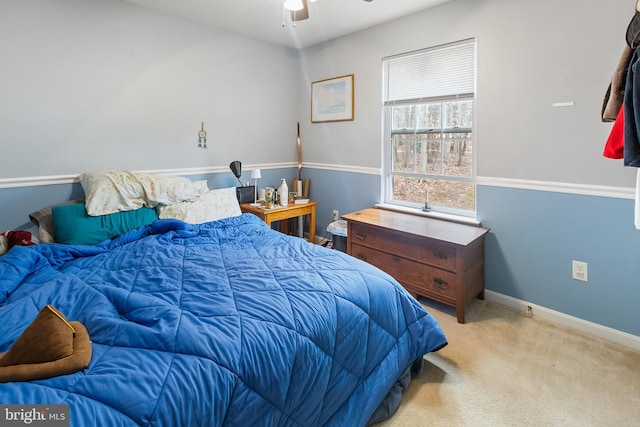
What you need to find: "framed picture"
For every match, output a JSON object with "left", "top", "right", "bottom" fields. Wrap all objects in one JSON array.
[{"left": 311, "top": 74, "right": 354, "bottom": 123}]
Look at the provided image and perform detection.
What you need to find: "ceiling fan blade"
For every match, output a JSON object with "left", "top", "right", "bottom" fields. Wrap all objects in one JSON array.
[{"left": 291, "top": 0, "right": 309, "bottom": 22}]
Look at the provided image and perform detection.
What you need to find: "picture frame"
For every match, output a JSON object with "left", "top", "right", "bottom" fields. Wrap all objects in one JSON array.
[{"left": 311, "top": 74, "right": 354, "bottom": 123}]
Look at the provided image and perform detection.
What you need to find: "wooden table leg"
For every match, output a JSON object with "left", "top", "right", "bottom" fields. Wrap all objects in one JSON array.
[
  {"left": 456, "top": 304, "right": 466, "bottom": 324},
  {"left": 279, "top": 220, "right": 290, "bottom": 235},
  {"left": 308, "top": 209, "right": 316, "bottom": 243}
]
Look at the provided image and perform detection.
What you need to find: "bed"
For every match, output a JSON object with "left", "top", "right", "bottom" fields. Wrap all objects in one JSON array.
[{"left": 0, "top": 171, "right": 447, "bottom": 426}]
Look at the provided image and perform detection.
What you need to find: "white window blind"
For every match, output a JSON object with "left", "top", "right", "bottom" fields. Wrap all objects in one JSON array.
[{"left": 383, "top": 39, "right": 476, "bottom": 104}]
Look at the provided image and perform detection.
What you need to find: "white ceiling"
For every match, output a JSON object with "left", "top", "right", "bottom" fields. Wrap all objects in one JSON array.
[{"left": 121, "top": 0, "right": 451, "bottom": 49}]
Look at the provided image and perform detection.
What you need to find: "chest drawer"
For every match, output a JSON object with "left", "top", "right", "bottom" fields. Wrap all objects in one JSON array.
[
  {"left": 351, "top": 243, "right": 457, "bottom": 301},
  {"left": 350, "top": 223, "right": 457, "bottom": 271},
  {"left": 344, "top": 208, "right": 489, "bottom": 323}
]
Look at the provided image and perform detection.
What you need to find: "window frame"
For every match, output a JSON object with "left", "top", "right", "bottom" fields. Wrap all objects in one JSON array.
[{"left": 382, "top": 39, "right": 477, "bottom": 218}]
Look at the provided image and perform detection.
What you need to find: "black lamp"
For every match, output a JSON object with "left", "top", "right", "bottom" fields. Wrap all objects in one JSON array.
[{"left": 229, "top": 161, "right": 243, "bottom": 186}]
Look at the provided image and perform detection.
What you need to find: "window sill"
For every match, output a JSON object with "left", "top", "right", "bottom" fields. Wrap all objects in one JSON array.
[{"left": 374, "top": 203, "right": 481, "bottom": 227}]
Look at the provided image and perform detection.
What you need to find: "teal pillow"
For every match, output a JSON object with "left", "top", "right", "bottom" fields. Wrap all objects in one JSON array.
[{"left": 52, "top": 204, "right": 158, "bottom": 245}]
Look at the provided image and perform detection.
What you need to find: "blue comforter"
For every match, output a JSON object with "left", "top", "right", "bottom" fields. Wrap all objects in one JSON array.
[{"left": 0, "top": 214, "right": 447, "bottom": 426}]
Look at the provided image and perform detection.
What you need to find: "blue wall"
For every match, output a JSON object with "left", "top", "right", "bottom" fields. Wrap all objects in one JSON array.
[
  {"left": 1, "top": 184, "right": 85, "bottom": 231},
  {"left": 2, "top": 169, "right": 639, "bottom": 338},
  {"left": 301, "top": 168, "right": 380, "bottom": 241},
  {"left": 0, "top": 168, "right": 297, "bottom": 232},
  {"left": 478, "top": 185, "right": 640, "bottom": 336}
]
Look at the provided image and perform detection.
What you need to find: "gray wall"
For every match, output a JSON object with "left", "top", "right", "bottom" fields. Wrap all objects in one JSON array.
[
  {"left": 0, "top": 0, "right": 299, "bottom": 178},
  {"left": 297, "top": 0, "right": 635, "bottom": 188}
]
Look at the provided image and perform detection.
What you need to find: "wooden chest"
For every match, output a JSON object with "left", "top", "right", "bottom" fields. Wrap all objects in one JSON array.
[{"left": 342, "top": 208, "right": 489, "bottom": 323}]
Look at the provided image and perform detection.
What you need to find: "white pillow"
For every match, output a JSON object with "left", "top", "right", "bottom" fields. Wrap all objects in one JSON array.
[
  {"left": 157, "top": 187, "right": 242, "bottom": 224},
  {"left": 80, "top": 170, "right": 209, "bottom": 216}
]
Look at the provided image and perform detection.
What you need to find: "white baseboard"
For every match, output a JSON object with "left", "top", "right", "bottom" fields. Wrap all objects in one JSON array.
[{"left": 485, "top": 290, "right": 640, "bottom": 352}]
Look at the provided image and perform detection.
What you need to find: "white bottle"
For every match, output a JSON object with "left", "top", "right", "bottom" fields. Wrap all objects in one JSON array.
[{"left": 279, "top": 178, "right": 289, "bottom": 207}]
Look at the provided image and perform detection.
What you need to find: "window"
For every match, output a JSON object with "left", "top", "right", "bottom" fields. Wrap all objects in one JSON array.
[{"left": 382, "top": 39, "right": 476, "bottom": 216}]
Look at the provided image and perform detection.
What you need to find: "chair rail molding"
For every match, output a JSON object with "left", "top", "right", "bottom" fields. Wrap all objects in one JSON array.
[
  {"left": 477, "top": 176, "right": 635, "bottom": 200},
  {"left": 0, "top": 163, "right": 297, "bottom": 189}
]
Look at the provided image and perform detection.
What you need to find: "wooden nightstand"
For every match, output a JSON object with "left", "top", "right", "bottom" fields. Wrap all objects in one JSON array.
[
  {"left": 240, "top": 201, "right": 319, "bottom": 243},
  {"left": 343, "top": 208, "right": 489, "bottom": 323}
]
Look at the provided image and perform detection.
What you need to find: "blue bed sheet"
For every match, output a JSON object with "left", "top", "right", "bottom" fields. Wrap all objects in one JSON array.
[{"left": 0, "top": 214, "right": 446, "bottom": 426}]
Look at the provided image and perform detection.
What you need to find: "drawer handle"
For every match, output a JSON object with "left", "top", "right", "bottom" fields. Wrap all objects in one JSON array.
[
  {"left": 355, "top": 232, "right": 367, "bottom": 240},
  {"left": 392, "top": 255, "right": 401, "bottom": 262},
  {"left": 433, "top": 277, "right": 450, "bottom": 290},
  {"left": 356, "top": 253, "right": 368, "bottom": 261},
  {"left": 434, "top": 251, "right": 448, "bottom": 260}
]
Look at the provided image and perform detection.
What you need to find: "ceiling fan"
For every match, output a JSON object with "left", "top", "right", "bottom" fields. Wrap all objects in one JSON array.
[
  {"left": 284, "top": 0, "right": 313, "bottom": 23},
  {"left": 283, "top": 0, "right": 373, "bottom": 26}
]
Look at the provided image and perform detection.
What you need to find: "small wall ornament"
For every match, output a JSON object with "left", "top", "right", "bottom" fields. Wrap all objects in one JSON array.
[{"left": 198, "top": 122, "right": 207, "bottom": 149}]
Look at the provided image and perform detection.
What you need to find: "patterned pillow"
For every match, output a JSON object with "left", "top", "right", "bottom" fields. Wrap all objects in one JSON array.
[
  {"left": 157, "top": 187, "right": 241, "bottom": 224},
  {"left": 79, "top": 170, "right": 208, "bottom": 216}
]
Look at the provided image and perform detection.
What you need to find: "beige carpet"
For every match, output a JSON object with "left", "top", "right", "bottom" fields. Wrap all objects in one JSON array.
[{"left": 377, "top": 299, "right": 640, "bottom": 427}]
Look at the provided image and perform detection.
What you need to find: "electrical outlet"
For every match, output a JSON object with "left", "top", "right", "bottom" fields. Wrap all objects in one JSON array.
[
  {"left": 572, "top": 260, "right": 588, "bottom": 282},
  {"left": 332, "top": 210, "right": 339, "bottom": 221}
]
